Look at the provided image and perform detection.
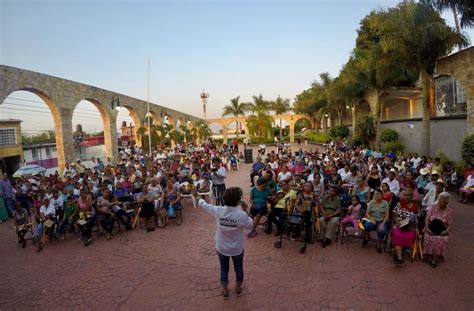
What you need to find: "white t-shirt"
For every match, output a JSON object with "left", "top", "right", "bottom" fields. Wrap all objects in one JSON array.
[
  {"left": 40, "top": 204, "right": 56, "bottom": 217},
  {"left": 198, "top": 199, "right": 253, "bottom": 256}
]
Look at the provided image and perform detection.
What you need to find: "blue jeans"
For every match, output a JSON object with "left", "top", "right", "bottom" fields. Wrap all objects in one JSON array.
[
  {"left": 217, "top": 251, "right": 244, "bottom": 287},
  {"left": 363, "top": 220, "right": 389, "bottom": 241}
]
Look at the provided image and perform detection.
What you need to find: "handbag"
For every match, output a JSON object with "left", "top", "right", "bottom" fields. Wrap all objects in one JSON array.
[
  {"left": 167, "top": 204, "right": 176, "bottom": 218},
  {"left": 428, "top": 218, "right": 447, "bottom": 236}
]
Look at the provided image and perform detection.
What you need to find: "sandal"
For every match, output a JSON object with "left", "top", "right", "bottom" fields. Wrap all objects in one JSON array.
[
  {"left": 247, "top": 230, "right": 257, "bottom": 238},
  {"left": 430, "top": 262, "right": 437, "bottom": 268}
]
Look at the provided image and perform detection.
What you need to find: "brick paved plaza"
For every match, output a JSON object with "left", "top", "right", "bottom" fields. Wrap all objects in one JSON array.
[{"left": 1, "top": 145, "right": 473, "bottom": 310}]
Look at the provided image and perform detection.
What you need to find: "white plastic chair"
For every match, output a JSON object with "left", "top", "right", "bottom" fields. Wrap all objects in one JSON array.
[{"left": 180, "top": 182, "right": 194, "bottom": 208}]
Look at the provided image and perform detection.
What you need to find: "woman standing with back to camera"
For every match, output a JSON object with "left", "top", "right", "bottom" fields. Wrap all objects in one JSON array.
[{"left": 192, "top": 186, "right": 253, "bottom": 300}]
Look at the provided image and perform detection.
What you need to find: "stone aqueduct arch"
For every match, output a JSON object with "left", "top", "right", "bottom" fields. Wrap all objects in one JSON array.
[
  {"left": 0, "top": 65, "right": 201, "bottom": 172},
  {"left": 436, "top": 46, "right": 474, "bottom": 134},
  {"left": 206, "top": 114, "right": 311, "bottom": 143}
]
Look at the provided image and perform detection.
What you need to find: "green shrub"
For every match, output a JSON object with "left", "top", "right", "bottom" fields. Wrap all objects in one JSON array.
[
  {"left": 381, "top": 140, "right": 404, "bottom": 154},
  {"left": 380, "top": 128, "right": 399, "bottom": 143},
  {"left": 354, "top": 115, "right": 376, "bottom": 147},
  {"left": 329, "top": 125, "right": 350, "bottom": 139},
  {"left": 306, "top": 131, "right": 330, "bottom": 143},
  {"left": 455, "top": 160, "right": 466, "bottom": 176},
  {"left": 434, "top": 150, "right": 450, "bottom": 168},
  {"left": 250, "top": 137, "right": 274, "bottom": 145},
  {"left": 461, "top": 134, "right": 474, "bottom": 164}
]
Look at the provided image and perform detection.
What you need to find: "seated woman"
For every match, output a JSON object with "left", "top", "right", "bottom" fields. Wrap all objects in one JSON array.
[
  {"left": 97, "top": 189, "right": 117, "bottom": 240},
  {"left": 248, "top": 177, "right": 272, "bottom": 238},
  {"left": 160, "top": 179, "right": 182, "bottom": 225},
  {"left": 423, "top": 191, "right": 453, "bottom": 268},
  {"left": 13, "top": 201, "right": 31, "bottom": 248},
  {"left": 363, "top": 189, "right": 390, "bottom": 253},
  {"left": 458, "top": 170, "right": 474, "bottom": 204},
  {"left": 295, "top": 181, "right": 317, "bottom": 243},
  {"left": 137, "top": 185, "right": 156, "bottom": 232},
  {"left": 74, "top": 189, "right": 96, "bottom": 246},
  {"left": 352, "top": 178, "right": 371, "bottom": 207},
  {"left": 391, "top": 189, "right": 419, "bottom": 264}
]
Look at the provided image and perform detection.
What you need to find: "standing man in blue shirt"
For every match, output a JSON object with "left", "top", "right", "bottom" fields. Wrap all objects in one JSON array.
[{"left": 0, "top": 173, "right": 14, "bottom": 218}]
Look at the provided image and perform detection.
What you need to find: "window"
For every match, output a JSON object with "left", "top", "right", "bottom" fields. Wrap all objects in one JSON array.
[
  {"left": 32, "top": 149, "right": 38, "bottom": 160},
  {"left": 0, "top": 128, "right": 16, "bottom": 146},
  {"left": 52, "top": 147, "right": 57, "bottom": 152},
  {"left": 45, "top": 147, "right": 51, "bottom": 157}
]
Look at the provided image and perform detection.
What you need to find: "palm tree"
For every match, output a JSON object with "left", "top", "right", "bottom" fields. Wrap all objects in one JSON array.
[
  {"left": 195, "top": 121, "right": 212, "bottom": 141},
  {"left": 222, "top": 96, "right": 248, "bottom": 137},
  {"left": 352, "top": 10, "right": 418, "bottom": 147},
  {"left": 271, "top": 96, "right": 291, "bottom": 138},
  {"left": 385, "top": 1, "right": 468, "bottom": 156},
  {"left": 246, "top": 94, "right": 273, "bottom": 138},
  {"left": 422, "top": 0, "right": 474, "bottom": 37},
  {"left": 136, "top": 116, "right": 159, "bottom": 152}
]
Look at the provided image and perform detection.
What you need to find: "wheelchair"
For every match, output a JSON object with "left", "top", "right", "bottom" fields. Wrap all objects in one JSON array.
[{"left": 274, "top": 205, "right": 315, "bottom": 254}]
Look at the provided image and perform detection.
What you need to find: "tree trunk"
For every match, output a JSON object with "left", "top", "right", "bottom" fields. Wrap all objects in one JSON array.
[
  {"left": 451, "top": 4, "right": 462, "bottom": 50},
  {"left": 374, "top": 94, "right": 382, "bottom": 149},
  {"left": 421, "top": 71, "right": 433, "bottom": 157},
  {"left": 236, "top": 121, "right": 239, "bottom": 138},
  {"left": 351, "top": 100, "right": 357, "bottom": 136},
  {"left": 280, "top": 119, "right": 283, "bottom": 139}
]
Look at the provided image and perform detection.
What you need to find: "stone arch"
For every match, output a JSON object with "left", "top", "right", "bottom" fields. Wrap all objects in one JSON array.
[
  {"left": 1, "top": 88, "right": 69, "bottom": 171},
  {"left": 294, "top": 117, "right": 311, "bottom": 134},
  {"left": 73, "top": 98, "right": 116, "bottom": 161}
]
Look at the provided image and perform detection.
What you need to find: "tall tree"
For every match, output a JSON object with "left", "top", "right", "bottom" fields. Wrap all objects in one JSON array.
[
  {"left": 383, "top": 1, "right": 467, "bottom": 155},
  {"left": 270, "top": 96, "right": 291, "bottom": 138},
  {"left": 422, "top": 0, "right": 474, "bottom": 35},
  {"left": 353, "top": 9, "right": 418, "bottom": 147},
  {"left": 222, "top": 96, "right": 248, "bottom": 137}
]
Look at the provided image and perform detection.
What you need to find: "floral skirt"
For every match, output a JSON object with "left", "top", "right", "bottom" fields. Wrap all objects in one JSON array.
[
  {"left": 423, "top": 234, "right": 449, "bottom": 257},
  {"left": 391, "top": 227, "right": 416, "bottom": 248}
]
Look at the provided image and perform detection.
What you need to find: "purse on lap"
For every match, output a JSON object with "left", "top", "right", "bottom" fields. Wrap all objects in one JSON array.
[{"left": 428, "top": 218, "right": 447, "bottom": 236}]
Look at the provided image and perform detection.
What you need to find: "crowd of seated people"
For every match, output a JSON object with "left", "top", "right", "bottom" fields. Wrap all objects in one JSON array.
[
  {"left": 0, "top": 139, "right": 468, "bottom": 268},
  {"left": 245, "top": 141, "right": 465, "bottom": 267},
  {"left": 1, "top": 141, "right": 239, "bottom": 252}
]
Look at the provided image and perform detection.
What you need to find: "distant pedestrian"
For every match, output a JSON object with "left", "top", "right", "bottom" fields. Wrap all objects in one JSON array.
[{"left": 0, "top": 173, "right": 14, "bottom": 218}]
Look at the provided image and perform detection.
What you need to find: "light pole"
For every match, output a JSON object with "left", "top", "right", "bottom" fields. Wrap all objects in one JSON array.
[
  {"left": 146, "top": 57, "right": 152, "bottom": 155},
  {"left": 201, "top": 90, "right": 209, "bottom": 120}
]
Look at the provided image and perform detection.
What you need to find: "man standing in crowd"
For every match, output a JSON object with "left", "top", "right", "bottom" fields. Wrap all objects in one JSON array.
[{"left": 0, "top": 173, "right": 14, "bottom": 218}]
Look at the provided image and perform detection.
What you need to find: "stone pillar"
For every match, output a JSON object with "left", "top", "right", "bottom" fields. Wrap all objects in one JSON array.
[
  {"left": 56, "top": 108, "right": 74, "bottom": 174},
  {"left": 289, "top": 123, "right": 295, "bottom": 143},
  {"left": 222, "top": 125, "right": 228, "bottom": 145},
  {"left": 103, "top": 112, "right": 118, "bottom": 162}
]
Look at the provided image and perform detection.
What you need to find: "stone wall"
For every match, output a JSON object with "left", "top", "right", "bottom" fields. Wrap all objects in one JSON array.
[{"left": 380, "top": 118, "right": 466, "bottom": 160}]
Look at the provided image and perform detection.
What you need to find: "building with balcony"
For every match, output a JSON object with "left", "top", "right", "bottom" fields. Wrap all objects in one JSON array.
[{"left": 0, "top": 119, "right": 23, "bottom": 176}]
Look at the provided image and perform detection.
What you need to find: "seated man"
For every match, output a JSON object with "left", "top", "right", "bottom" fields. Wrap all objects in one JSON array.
[
  {"left": 318, "top": 187, "right": 341, "bottom": 248},
  {"left": 36, "top": 197, "right": 57, "bottom": 252},
  {"left": 57, "top": 195, "right": 78, "bottom": 235},
  {"left": 97, "top": 190, "right": 117, "bottom": 240}
]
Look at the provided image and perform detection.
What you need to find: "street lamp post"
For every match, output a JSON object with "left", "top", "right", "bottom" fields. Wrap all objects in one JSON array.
[{"left": 146, "top": 58, "right": 152, "bottom": 155}]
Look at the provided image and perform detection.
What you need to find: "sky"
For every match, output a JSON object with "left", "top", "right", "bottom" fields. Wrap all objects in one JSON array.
[{"left": 1, "top": 0, "right": 472, "bottom": 135}]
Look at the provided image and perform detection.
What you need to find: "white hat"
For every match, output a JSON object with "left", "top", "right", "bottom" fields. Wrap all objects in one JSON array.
[{"left": 420, "top": 168, "right": 430, "bottom": 175}]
